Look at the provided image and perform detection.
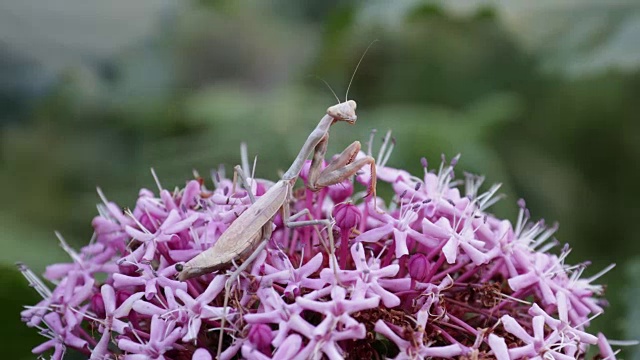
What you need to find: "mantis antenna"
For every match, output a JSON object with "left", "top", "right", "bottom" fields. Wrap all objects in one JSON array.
[
  {"left": 311, "top": 75, "right": 341, "bottom": 104},
  {"left": 345, "top": 39, "right": 379, "bottom": 102}
]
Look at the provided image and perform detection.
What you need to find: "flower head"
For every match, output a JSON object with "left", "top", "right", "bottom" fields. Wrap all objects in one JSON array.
[{"left": 19, "top": 143, "right": 627, "bottom": 359}]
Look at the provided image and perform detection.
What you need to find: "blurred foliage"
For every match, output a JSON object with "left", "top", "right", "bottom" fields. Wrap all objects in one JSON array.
[
  {"left": 0, "top": 265, "right": 45, "bottom": 359},
  {"left": 1, "top": 1, "right": 639, "bottom": 358}
]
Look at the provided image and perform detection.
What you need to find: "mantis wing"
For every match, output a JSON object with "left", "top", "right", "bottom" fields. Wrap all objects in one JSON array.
[{"left": 178, "top": 180, "right": 288, "bottom": 280}]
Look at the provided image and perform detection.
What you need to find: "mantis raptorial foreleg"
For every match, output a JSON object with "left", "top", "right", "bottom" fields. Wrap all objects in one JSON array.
[{"left": 307, "top": 134, "right": 378, "bottom": 208}]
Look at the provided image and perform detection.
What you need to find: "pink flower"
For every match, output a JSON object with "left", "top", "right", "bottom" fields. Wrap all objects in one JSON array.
[
  {"left": 19, "top": 147, "right": 625, "bottom": 359},
  {"left": 118, "top": 315, "right": 185, "bottom": 359},
  {"left": 407, "top": 253, "right": 430, "bottom": 282}
]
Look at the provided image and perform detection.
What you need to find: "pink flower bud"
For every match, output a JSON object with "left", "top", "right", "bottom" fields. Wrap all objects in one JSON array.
[
  {"left": 248, "top": 323, "right": 273, "bottom": 354},
  {"left": 90, "top": 293, "right": 106, "bottom": 319},
  {"left": 117, "top": 262, "right": 138, "bottom": 277},
  {"left": 255, "top": 181, "right": 268, "bottom": 196},
  {"left": 328, "top": 178, "right": 353, "bottom": 203},
  {"left": 408, "top": 253, "right": 430, "bottom": 282},
  {"left": 332, "top": 202, "right": 361, "bottom": 230},
  {"left": 116, "top": 290, "right": 133, "bottom": 308},
  {"left": 192, "top": 348, "right": 212, "bottom": 360},
  {"left": 299, "top": 160, "right": 314, "bottom": 182}
]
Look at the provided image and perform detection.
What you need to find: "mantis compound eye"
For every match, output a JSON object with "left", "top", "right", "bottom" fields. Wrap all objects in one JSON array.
[{"left": 326, "top": 101, "right": 357, "bottom": 123}]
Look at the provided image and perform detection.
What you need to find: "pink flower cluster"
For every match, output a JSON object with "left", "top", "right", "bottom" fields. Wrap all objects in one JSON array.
[{"left": 20, "top": 148, "right": 624, "bottom": 359}]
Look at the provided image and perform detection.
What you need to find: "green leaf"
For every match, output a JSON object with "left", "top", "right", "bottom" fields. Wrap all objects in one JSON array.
[{"left": 0, "top": 265, "right": 48, "bottom": 360}]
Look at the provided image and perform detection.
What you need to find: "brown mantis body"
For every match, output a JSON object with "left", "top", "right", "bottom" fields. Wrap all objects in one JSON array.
[
  {"left": 175, "top": 99, "right": 378, "bottom": 359},
  {"left": 176, "top": 100, "right": 376, "bottom": 281}
]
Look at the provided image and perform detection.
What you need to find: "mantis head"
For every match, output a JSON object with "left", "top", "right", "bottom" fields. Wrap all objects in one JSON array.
[{"left": 326, "top": 100, "right": 357, "bottom": 124}]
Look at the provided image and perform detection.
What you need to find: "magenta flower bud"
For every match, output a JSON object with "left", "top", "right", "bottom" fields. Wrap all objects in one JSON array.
[
  {"left": 408, "top": 253, "right": 430, "bottom": 282},
  {"left": 517, "top": 198, "right": 526, "bottom": 209},
  {"left": 248, "top": 323, "right": 273, "bottom": 354},
  {"left": 450, "top": 153, "right": 460, "bottom": 167},
  {"left": 299, "top": 160, "right": 313, "bottom": 182},
  {"left": 192, "top": 348, "right": 212, "bottom": 360},
  {"left": 334, "top": 202, "right": 362, "bottom": 269},
  {"left": 328, "top": 178, "right": 354, "bottom": 204},
  {"left": 255, "top": 181, "right": 268, "bottom": 196},
  {"left": 332, "top": 202, "right": 361, "bottom": 231},
  {"left": 116, "top": 290, "right": 133, "bottom": 308},
  {"left": 91, "top": 293, "right": 106, "bottom": 319},
  {"left": 117, "top": 262, "right": 138, "bottom": 277}
]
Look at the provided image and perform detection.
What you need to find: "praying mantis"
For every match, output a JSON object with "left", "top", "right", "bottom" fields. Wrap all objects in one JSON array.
[
  {"left": 175, "top": 44, "right": 379, "bottom": 359},
  {"left": 175, "top": 98, "right": 378, "bottom": 359},
  {"left": 176, "top": 99, "right": 377, "bottom": 281}
]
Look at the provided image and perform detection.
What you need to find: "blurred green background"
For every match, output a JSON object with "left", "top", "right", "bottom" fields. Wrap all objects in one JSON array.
[{"left": 2, "top": 1, "right": 639, "bottom": 358}]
